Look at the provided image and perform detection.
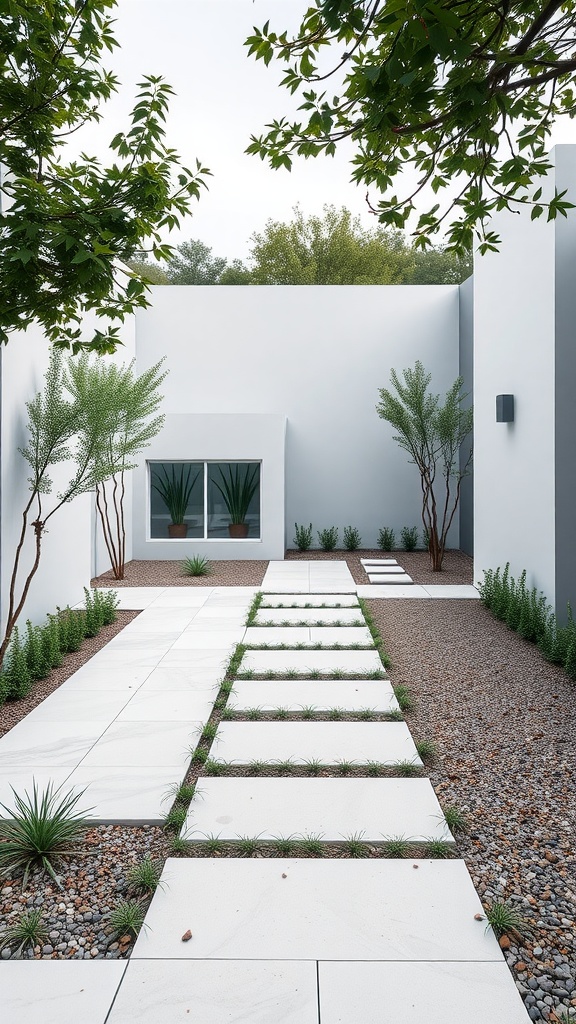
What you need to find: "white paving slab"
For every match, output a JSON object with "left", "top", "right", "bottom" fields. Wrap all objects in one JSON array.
[
  {"left": 104, "top": 631, "right": 180, "bottom": 650},
  {"left": 0, "top": 721, "right": 105, "bottom": 768},
  {"left": 183, "top": 777, "right": 452, "bottom": 842},
  {"left": 79, "top": 721, "right": 199, "bottom": 768},
  {"left": 108, "top": 959, "right": 319, "bottom": 1024},
  {"left": 367, "top": 573, "right": 413, "bottom": 585},
  {"left": 240, "top": 649, "right": 384, "bottom": 675},
  {"left": 56, "top": 662, "right": 155, "bottom": 691},
  {"left": 262, "top": 561, "right": 356, "bottom": 594},
  {"left": 0, "top": 960, "right": 127, "bottom": 1024},
  {"left": 132, "top": 858, "right": 504, "bottom": 961},
  {"left": 18, "top": 689, "right": 131, "bottom": 722},
  {"left": 309, "top": 626, "right": 373, "bottom": 644},
  {"left": 422, "top": 585, "right": 480, "bottom": 598},
  {"left": 255, "top": 607, "right": 363, "bottom": 625},
  {"left": 357, "top": 585, "right": 429, "bottom": 599},
  {"left": 363, "top": 565, "right": 407, "bottom": 575},
  {"left": 261, "top": 594, "right": 359, "bottom": 608},
  {"left": 137, "top": 666, "right": 221, "bottom": 693},
  {"left": 96, "top": 587, "right": 165, "bottom": 609},
  {"left": 114, "top": 689, "right": 214, "bottom": 723},
  {"left": 360, "top": 559, "right": 398, "bottom": 566},
  {"left": 211, "top": 722, "right": 421, "bottom": 765},
  {"left": 229, "top": 678, "right": 399, "bottom": 712},
  {"left": 244, "top": 626, "right": 312, "bottom": 645},
  {"left": 318, "top": 961, "right": 530, "bottom": 1024},
  {"left": 170, "top": 630, "right": 243, "bottom": 650},
  {"left": 63, "top": 766, "right": 181, "bottom": 823}
]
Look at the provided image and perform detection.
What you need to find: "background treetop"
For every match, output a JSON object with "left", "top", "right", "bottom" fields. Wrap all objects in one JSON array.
[
  {"left": 246, "top": 1, "right": 576, "bottom": 252},
  {"left": 0, "top": 0, "right": 209, "bottom": 353}
]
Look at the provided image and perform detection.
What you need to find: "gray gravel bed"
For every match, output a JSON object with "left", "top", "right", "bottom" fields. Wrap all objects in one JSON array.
[
  {"left": 0, "top": 825, "right": 168, "bottom": 960},
  {"left": 367, "top": 597, "right": 576, "bottom": 1023}
]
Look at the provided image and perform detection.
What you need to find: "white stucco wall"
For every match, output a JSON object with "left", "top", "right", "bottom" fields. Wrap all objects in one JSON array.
[
  {"left": 473, "top": 146, "right": 576, "bottom": 607},
  {"left": 135, "top": 285, "right": 461, "bottom": 557},
  {"left": 0, "top": 327, "right": 92, "bottom": 630}
]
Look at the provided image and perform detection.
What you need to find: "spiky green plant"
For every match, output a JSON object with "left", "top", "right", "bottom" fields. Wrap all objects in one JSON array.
[
  {"left": 441, "top": 805, "right": 467, "bottom": 833},
  {"left": 343, "top": 831, "right": 368, "bottom": 857},
  {"left": 382, "top": 835, "right": 410, "bottom": 857},
  {"left": 0, "top": 908, "right": 48, "bottom": 954},
  {"left": 0, "top": 782, "right": 92, "bottom": 886},
  {"left": 415, "top": 739, "right": 437, "bottom": 762},
  {"left": 484, "top": 900, "right": 526, "bottom": 939},
  {"left": 425, "top": 838, "right": 454, "bottom": 859},
  {"left": 182, "top": 555, "right": 212, "bottom": 577},
  {"left": 393, "top": 685, "right": 414, "bottom": 712},
  {"left": 126, "top": 856, "right": 164, "bottom": 895},
  {"left": 212, "top": 463, "right": 260, "bottom": 526},
  {"left": 108, "top": 898, "right": 148, "bottom": 938},
  {"left": 151, "top": 463, "right": 199, "bottom": 525}
]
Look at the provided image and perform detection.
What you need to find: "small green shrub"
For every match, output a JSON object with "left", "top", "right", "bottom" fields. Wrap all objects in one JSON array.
[
  {"left": 343, "top": 526, "right": 361, "bottom": 551},
  {"left": 378, "top": 527, "right": 395, "bottom": 551},
  {"left": 4, "top": 627, "right": 32, "bottom": 701},
  {"left": 126, "top": 856, "right": 164, "bottom": 895},
  {"left": 108, "top": 898, "right": 147, "bottom": 938},
  {"left": 182, "top": 555, "right": 212, "bottom": 577},
  {"left": 0, "top": 782, "right": 92, "bottom": 886},
  {"left": 442, "top": 805, "right": 467, "bottom": 833},
  {"left": 484, "top": 900, "right": 526, "bottom": 939},
  {"left": 43, "top": 615, "right": 63, "bottom": 670},
  {"left": 400, "top": 526, "right": 418, "bottom": 551},
  {"left": 318, "top": 526, "right": 338, "bottom": 551},
  {"left": 294, "top": 522, "right": 313, "bottom": 550},
  {"left": 24, "top": 620, "right": 49, "bottom": 680},
  {"left": 0, "top": 907, "right": 48, "bottom": 954}
]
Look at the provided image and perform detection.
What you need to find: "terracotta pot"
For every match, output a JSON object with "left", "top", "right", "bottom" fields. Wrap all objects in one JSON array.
[
  {"left": 168, "top": 523, "right": 188, "bottom": 539},
  {"left": 228, "top": 523, "right": 249, "bottom": 539}
]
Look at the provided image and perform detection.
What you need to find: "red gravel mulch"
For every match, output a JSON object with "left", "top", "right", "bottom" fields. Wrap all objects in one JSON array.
[
  {"left": 92, "top": 560, "right": 268, "bottom": 588},
  {"left": 286, "top": 548, "right": 473, "bottom": 585}
]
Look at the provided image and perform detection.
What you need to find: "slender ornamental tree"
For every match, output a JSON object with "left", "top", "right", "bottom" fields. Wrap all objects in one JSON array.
[
  {"left": 66, "top": 356, "right": 166, "bottom": 581},
  {"left": 0, "top": 352, "right": 166, "bottom": 665},
  {"left": 376, "top": 362, "right": 473, "bottom": 571},
  {"left": 246, "top": 2, "right": 576, "bottom": 252},
  {"left": 0, "top": 0, "right": 209, "bottom": 353}
]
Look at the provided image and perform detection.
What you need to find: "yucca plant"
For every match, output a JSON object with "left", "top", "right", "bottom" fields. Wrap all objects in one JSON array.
[
  {"left": 212, "top": 464, "right": 260, "bottom": 526},
  {"left": 152, "top": 464, "right": 200, "bottom": 525},
  {"left": 182, "top": 555, "right": 212, "bottom": 577},
  {"left": 0, "top": 907, "right": 48, "bottom": 955},
  {"left": 0, "top": 782, "right": 93, "bottom": 886}
]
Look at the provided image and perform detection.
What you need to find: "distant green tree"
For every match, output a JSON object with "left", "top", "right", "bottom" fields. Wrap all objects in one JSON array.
[
  {"left": 409, "top": 247, "right": 472, "bottom": 285},
  {"left": 125, "top": 261, "right": 170, "bottom": 285},
  {"left": 167, "top": 239, "right": 229, "bottom": 284},
  {"left": 247, "top": 205, "right": 414, "bottom": 284}
]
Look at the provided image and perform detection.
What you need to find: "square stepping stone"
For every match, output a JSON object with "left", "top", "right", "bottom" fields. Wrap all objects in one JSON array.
[
  {"left": 240, "top": 650, "right": 383, "bottom": 676},
  {"left": 367, "top": 573, "right": 413, "bottom": 585},
  {"left": 261, "top": 595, "right": 359, "bottom": 608},
  {"left": 211, "top": 722, "right": 421, "bottom": 766},
  {"left": 131, "top": 858, "right": 503, "bottom": 961},
  {"left": 255, "top": 608, "right": 363, "bottom": 625},
  {"left": 318, "top": 961, "right": 530, "bottom": 1024},
  {"left": 63, "top": 766, "right": 181, "bottom": 823},
  {"left": 229, "top": 679, "right": 398, "bottom": 712},
  {"left": 0, "top": 960, "right": 127, "bottom": 1024},
  {"left": 183, "top": 777, "right": 453, "bottom": 842},
  {"left": 107, "top": 959, "right": 318, "bottom": 1024}
]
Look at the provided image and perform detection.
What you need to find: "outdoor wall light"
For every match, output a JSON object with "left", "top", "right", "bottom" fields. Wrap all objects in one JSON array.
[{"left": 496, "top": 394, "right": 515, "bottom": 423}]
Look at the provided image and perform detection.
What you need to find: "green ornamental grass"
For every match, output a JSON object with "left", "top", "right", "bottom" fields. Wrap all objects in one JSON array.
[{"left": 0, "top": 782, "right": 93, "bottom": 886}]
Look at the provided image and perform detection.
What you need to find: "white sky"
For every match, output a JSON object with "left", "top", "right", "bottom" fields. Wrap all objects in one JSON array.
[{"left": 67, "top": 0, "right": 576, "bottom": 262}]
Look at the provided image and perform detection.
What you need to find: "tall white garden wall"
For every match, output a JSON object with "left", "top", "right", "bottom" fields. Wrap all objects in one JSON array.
[
  {"left": 474, "top": 145, "right": 576, "bottom": 615},
  {"left": 134, "top": 284, "right": 460, "bottom": 559}
]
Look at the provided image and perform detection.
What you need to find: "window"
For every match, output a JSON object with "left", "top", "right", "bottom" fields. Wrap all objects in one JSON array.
[{"left": 149, "top": 461, "right": 261, "bottom": 540}]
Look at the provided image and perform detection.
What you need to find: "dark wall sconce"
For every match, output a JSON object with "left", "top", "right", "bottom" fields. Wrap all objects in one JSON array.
[{"left": 496, "top": 394, "right": 515, "bottom": 423}]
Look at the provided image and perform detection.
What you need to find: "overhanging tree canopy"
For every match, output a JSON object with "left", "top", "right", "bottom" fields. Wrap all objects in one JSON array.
[
  {"left": 247, "top": 1, "right": 576, "bottom": 252},
  {"left": 0, "top": 0, "right": 209, "bottom": 353}
]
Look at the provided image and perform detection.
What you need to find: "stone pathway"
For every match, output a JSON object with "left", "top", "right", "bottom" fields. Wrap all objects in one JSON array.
[{"left": 0, "top": 565, "right": 518, "bottom": 1022}]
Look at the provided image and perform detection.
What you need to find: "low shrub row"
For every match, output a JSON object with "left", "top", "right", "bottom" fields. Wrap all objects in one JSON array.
[
  {"left": 294, "top": 523, "right": 428, "bottom": 552},
  {"left": 0, "top": 589, "right": 119, "bottom": 705},
  {"left": 479, "top": 564, "right": 576, "bottom": 679}
]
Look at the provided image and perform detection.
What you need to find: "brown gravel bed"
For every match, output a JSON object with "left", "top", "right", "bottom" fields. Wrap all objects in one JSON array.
[
  {"left": 0, "top": 611, "right": 140, "bottom": 739},
  {"left": 0, "top": 825, "right": 169, "bottom": 960},
  {"left": 177, "top": 841, "right": 450, "bottom": 859},
  {"left": 367, "top": 597, "right": 576, "bottom": 1022},
  {"left": 194, "top": 764, "right": 424, "bottom": 779},
  {"left": 286, "top": 547, "right": 473, "bottom": 585},
  {"left": 222, "top": 711, "right": 401, "bottom": 722},
  {"left": 92, "top": 559, "right": 268, "bottom": 588}
]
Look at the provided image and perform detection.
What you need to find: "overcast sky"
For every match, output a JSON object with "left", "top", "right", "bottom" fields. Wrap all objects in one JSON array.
[{"left": 68, "top": 0, "right": 576, "bottom": 261}]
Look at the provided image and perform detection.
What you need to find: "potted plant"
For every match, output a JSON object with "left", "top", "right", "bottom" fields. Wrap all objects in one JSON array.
[
  {"left": 213, "top": 463, "right": 260, "bottom": 538},
  {"left": 152, "top": 464, "right": 200, "bottom": 538}
]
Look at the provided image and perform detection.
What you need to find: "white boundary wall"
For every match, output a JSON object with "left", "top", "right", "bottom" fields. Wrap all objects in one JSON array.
[{"left": 134, "top": 285, "right": 460, "bottom": 559}]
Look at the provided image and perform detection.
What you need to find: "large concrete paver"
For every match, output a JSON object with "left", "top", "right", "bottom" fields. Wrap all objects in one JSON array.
[
  {"left": 255, "top": 607, "right": 363, "bottom": 624},
  {"left": 229, "top": 678, "right": 398, "bottom": 712},
  {"left": 107, "top": 959, "right": 318, "bottom": 1024},
  {"left": 241, "top": 649, "right": 383, "bottom": 675},
  {"left": 183, "top": 777, "right": 453, "bottom": 842},
  {"left": 0, "top": 960, "right": 127, "bottom": 1024},
  {"left": 131, "top": 858, "right": 503, "bottom": 961},
  {"left": 211, "top": 721, "right": 421, "bottom": 766}
]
